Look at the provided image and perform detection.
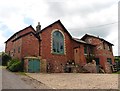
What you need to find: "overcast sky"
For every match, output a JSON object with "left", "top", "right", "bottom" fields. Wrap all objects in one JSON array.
[{"left": 0, "top": 0, "right": 118, "bottom": 56}]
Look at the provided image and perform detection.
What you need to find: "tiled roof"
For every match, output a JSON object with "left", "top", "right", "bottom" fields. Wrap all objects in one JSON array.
[
  {"left": 5, "top": 25, "right": 35, "bottom": 43},
  {"left": 81, "top": 33, "right": 114, "bottom": 46},
  {"left": 72, "top": 37, "right": 94, "bottom": 46}
]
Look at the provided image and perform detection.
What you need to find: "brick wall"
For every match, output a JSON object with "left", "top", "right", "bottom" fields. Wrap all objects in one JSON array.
[
  {"left": 5, "top": 22, "right": 114, "bottom": 73},
  {"left": 5, "top": 40, "right": 13, "bottom": 56},
  {"left": 21, "top": 33, "right": 39, "bottom": 59},
  {"left": 40, "top": 23, "right": 74, "bottom": 72},
  {"left": 12, "top": 38, "right": 22, "bottom": 59},
  {"left": 5, "top": 26, "right": 37, "bottom": 60},
  {"left": 84, "top": 36, "right": 114, "bottom": 72},
  {"left": 72, "top": 40, "right": 86, "bottom": 66}
]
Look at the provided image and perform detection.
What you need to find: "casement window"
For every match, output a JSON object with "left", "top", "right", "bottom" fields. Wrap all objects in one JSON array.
[
  {"left": 8, "top": 51, "right": 10, "bottom": 55},
  {"left": 107, "top": 58, "right": 112, "bottom": 65},
  {"left": 107, "top": 45, "right": 112, "bottom": 52},
  {"left": 18, "top": 47, "right": 20, "bottom": 53},
  {"left": 13, "top": 49, "right": 15, "bottom": 53},
  {"left": 52, "top": 31, "right": 64, "bottom": 54},
  {"left": 89, "top": 46, "right": 94, "bottom": 54},
  {"left": 84, "top": 46, "right": 87, "bottom": 54}
]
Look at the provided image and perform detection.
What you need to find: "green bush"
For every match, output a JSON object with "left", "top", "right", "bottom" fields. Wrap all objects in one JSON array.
[
  {"left": 7, "top": 59, "right": 18, "bottom": 68},
  {"left": 7, "top": 59, "right": 23, "bottom": 72},
  {"left": 9, "top": 61, "right": 22, "bottom": 72}
]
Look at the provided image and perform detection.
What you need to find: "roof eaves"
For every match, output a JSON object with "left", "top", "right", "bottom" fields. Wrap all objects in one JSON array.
[
  {"left": 38, "top": 20, "right": 72, "bottom": 39},
  {"left": 81, "top": 34, "right": 114, "bottom": 46},
  {"left": 5, "top": 25, "right": 35, "bottom": 43},
  {"left": 12, "top": 32, "right": 39, "bottom": 42},
  {"left": 72, "top": 38, "right": 95, "bottom": 46}
]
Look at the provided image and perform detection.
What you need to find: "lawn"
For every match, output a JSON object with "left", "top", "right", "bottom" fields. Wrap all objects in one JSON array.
[
  {"left": 113, "top": 71, "right": 120, "bottom": 74},
  {"left": 115, "top": 71, "right": 120, "bottom": 74},
  {"left": 15, "top": 72, "right": 26, "bottom": 76},
  {"left": 0, "top": 66, "right": 6, "bottom": 69}
]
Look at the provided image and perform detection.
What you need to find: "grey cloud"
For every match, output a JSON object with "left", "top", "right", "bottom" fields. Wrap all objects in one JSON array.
[
  {"left": 45, "top": 1, "right": 66, "bottom": 18},
  {"left": 0, "top": 7, "right": 20, "bottom": 18},
  {"left": 69, "top": 25, "right": 114, "bottom": 38},
  {"left": 44, "top": 0, "right": 116, "bottom": 39},
  {"left": 45, "top": 0, "right": 115, "bottom": 19}
]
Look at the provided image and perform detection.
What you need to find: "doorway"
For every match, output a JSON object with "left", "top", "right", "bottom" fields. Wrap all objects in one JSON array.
[
  {"left": 28, "top": 59, "right": 40, "bottom": 73},
  {"left": 95, "top": 58, "right": 100, "bottom": 73},
  {"left": 74, "top": 48, "right": 80, "bottom": 64}
]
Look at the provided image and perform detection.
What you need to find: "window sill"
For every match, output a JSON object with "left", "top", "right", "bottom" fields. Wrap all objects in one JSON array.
[
  {"left": 52, "top": 52, "right": 65, "bottom": 55},
  {"left": 84, "top": 54, "right": 88, "bottom": 55}
]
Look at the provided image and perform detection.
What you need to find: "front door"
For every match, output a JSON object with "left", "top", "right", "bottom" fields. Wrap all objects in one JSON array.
[
  {"left": 95, "top": 58, "right": 100, "bottom": 73},
  {"left": 74, "top": 48, "right": 80, "bottom": 64}
]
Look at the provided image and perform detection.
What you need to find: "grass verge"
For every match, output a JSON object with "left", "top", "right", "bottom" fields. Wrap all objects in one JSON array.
[
  {"left": 113, "top": 71, "right": 120, "bottom": 74},
  {"left": 15, "top": 72, "right": 26, "bottom": 76}
]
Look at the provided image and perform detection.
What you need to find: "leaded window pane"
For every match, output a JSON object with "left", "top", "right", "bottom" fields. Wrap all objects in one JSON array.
[{"left": 52, "top": 31, "right": 64, "bottom": 54}]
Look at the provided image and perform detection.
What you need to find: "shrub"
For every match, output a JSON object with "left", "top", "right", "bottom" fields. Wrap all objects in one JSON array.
[
  {"left": 9, "top": 61, "right": 22, "bottom": 72},
  {"left": 2, "top": 52, "right": 11, "bottom": 66},
  {"left": 7, "top": 59, "right": 18, "bottom": 68},
  {"left": 7, "top": 59, "right": 23, "bottom": 72}
]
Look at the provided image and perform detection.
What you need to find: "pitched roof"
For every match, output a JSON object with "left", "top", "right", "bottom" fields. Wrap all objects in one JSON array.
[
  {"left": 38, "top": 20, "right": 72, "bottom": 39},
  {"left": 72, "top": 38, "right": 95, "bottom": 46},
  {"left": 5, "top": 25, "right": 35, "bottom": 43},
  {"left": 81, "top": 34, "right": 114, "bottom": 46},
  {"left": 12, "top": 32, "right": 40, "bottom": 42}
]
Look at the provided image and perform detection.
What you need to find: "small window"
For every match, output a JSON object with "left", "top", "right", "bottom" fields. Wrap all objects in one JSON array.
[
  {"left": 108, "top": 45, "right": 112, "bottom": 51},
  {"left": 89, "top": 46, "right": 93, "bottom": 54},
  {"left": 14, "top": 34, "right": 18, "bottom": 39},
  {"left": 76, "top": 50, "right": 77, "bottom": 53},
  {"left": 14, "top": 49, "right": 15, "bottom": 53},
  {"left": 107, "top": 45, "right": 110, "bottom": 51},
  {"left": 18, "top": 47, "right": 20, "bottom": 53},
  {"left": 84, "top": 46, "right": 87, "bottom": 54},
  {"left": 107, "top": 58, "right": 112, "bottom": 65},
  {"left": 8, "top": 51, "right": 10, "bottom": 55}
]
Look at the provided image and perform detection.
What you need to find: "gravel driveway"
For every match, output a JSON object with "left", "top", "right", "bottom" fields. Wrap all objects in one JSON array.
[{"left": 27, "top": 73, "right": 118, "bottom": 89}]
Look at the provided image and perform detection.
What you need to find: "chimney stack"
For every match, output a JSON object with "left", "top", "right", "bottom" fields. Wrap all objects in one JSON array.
[{"left": 36, "top": 22, "right": 41, "bottom": 32}]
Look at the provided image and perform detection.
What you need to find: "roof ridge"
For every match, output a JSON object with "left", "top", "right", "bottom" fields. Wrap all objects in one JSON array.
[
  {"left": 81, "top": 33, "right": 114, "bottom": 45},
  {"left": 5, "top": 25, "right": 35, "bottom": 43},
  {"left": 39, "top": 20, "right": 60, "bottom": 32},
  {"left": 38, "top": 20, "right": 72, "bottom": 39}
]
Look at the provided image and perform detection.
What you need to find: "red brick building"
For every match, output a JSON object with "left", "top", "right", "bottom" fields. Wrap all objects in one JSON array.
[{"left": 5, "top": 20, "right": 115, "bottom": 73}]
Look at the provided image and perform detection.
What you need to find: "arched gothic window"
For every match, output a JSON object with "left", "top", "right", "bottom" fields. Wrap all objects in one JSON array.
[{"left": 52, "top": 31, "right": 64, "bottom": 54}]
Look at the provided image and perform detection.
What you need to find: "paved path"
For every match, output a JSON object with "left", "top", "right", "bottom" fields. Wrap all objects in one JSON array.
[
  {"left": 2, "top": 67, "right": 51, "bottom": 89},
  {"left": 2, "top": 68, "right": 33, "bottom": 89},
  {"left": 27, "top": 73, "right": 118, "bottom": 89}
]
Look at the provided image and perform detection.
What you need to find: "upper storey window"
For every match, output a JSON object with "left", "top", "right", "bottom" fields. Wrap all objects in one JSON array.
[{"left": 52, "top": 31, "right": 64, "bottom": 54}]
